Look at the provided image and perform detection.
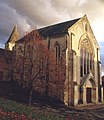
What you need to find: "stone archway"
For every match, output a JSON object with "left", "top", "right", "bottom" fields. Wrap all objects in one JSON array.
[
  {"left": 80, "top": 72, "right": 96, "bottom": 104},
  {"left": 78, "top": 33, "right": 97, "bottom": 105},
  {"left": 86, "top": 78, "right": 96, "bottom": 103}
]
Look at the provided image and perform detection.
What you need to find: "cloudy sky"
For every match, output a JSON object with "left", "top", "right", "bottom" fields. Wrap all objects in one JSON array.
[{"left": 0, "top": 0, "right": 104, "bottom": 75}]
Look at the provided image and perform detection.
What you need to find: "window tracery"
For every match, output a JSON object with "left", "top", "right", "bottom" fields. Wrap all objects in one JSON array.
[{"left": 80, "top": 39, "right": 94, "bottom": 77}]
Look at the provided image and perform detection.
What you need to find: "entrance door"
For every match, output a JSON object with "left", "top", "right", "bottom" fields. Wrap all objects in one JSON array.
[{"left": 86, "top": 88, "right": 92, "bottom": 103}]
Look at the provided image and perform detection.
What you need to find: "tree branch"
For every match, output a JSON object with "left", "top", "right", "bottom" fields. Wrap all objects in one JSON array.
[{"left": 32, "top": 68, "right": 41, "bottom": 83}]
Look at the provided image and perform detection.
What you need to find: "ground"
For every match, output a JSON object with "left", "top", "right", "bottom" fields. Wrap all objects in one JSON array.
[
  {"left": 0, "top": 97, "right": 104, "bottom": 120},
  {"left": 67, "top": 106, "right": 104, "bottom": 120},
  {"left": 0, "top": 81, "right": 104, "bottom": 120},
  {"left": 41, "top": 103, "right": 104, "bottom": 120}
]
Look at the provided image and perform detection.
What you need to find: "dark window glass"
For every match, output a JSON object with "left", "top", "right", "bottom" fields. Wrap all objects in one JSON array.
[{"left": 56, "top": 44, "right": 60, "bottom": 60}]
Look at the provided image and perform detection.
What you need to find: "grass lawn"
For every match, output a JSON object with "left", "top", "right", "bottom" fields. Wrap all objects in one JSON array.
[{"left": 0, "top": 97, "right": 67, "bottom": 120}]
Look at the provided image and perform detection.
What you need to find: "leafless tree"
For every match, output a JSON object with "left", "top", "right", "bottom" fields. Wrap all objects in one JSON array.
[{"left": 13, "top": 31, "right": 66, "bottom": 105}]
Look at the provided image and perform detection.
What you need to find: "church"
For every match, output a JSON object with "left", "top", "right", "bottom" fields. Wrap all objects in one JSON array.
[{"left": 1, "top": 15, "right": 103, "bottom": 106}]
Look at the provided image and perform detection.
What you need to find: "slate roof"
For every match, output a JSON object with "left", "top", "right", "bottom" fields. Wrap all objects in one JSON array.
[
  {"left": 38, "top": 18, "right": 80, "bottom": 37},
  {"left": 17, "top": 17, "right": 80, "bottom": 43}
]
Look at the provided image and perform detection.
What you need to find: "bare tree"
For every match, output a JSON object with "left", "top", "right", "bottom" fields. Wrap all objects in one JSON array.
[
  {"left": 13, "top": 31, "right": 66, "bottom": 105},
  {"left": 13, "top": 31, "right": 47, "bottom": 105}
]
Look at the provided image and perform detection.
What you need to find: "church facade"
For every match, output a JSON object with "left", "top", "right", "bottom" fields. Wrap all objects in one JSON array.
[{"left": 4, "top": 15, "right": 103, "bottom": 106}]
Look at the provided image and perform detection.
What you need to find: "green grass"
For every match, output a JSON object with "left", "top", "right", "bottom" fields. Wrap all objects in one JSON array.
[{"left": 0, "top": 97, "right": 66, "bottom": 120}]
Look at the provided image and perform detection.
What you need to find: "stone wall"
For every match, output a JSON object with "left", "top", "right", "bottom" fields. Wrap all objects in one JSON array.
[
  {"left": 0, "top": 49, "right": 12, "bottom": 81},
  {"left": 67, "top": 15, "right": 102, "bottom": 106},
  {"left": 13, "top": 34, "right": 66, "bottom": 103}
]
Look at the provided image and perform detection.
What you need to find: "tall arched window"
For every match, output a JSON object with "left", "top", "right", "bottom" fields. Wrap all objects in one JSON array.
[
  {"left": 84, "top": 49, "right": 87, "bottom": 75},
  {"left": 80, "top": 48, "right": 83, "bottom": 77},
  {"left": 56, "top": 44, "right": 60, "bottom": 59},
  {"left": 80, "top": 39, "right": 94, "bottom": 77},
  {"left": 87, "top": 52, "right": 89, "bottom": 74},
  {"left": 55, "top": 42, "right": 60, "bottom": 62}
]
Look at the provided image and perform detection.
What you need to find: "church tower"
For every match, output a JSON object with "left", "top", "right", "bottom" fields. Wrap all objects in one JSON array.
[{"left": 5, "top": 25, "right": 19, "bottom": 51}]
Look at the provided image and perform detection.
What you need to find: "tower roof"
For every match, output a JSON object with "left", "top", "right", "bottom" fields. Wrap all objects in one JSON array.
[{"left": 6, "top": 25, "right": 19, "bottom": 43}]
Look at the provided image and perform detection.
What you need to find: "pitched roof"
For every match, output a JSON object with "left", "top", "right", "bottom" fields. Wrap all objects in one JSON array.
[
  {"left": 6, "top": 25, "right": 19, "bottom": 43},
  {"left": 38, "top": 18, "right": 80, "bottom": 37},
  {"left": 17, "top": 17, "right": 80, "bottom": 43}
]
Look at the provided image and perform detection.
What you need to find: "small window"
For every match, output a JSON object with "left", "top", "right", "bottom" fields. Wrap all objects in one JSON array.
[
  {"left": 54, "top": 41, "right": 61, "bottom": 62},
  {"left": 56, "top": 44, "right": 60, "bottom": 59}
]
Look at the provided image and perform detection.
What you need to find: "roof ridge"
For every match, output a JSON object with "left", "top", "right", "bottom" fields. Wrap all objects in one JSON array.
[
  {"left": 17, "top": 17, "right": 81, "bottom": 43},
  {"left": 38, "top": 17, "right": 80, "bottom": 37},
  {"left": 38, "top": 18, "right": 81, "bottom": 30}
]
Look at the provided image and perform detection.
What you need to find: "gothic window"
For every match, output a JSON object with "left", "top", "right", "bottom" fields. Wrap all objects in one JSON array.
[
  {"left": 90, "top": 53, "right": 94, "bottom": 71},
  {"left": 80, "top": 48, "right": 83, "bottom": 77},
  {"left": 90, "top": 53, "right": 92, "bottom": 70},
  {"left": 84, "top": 50, "right": 87, "bottom": 75},
  {"left": 80, "top": 39, "right": 94, "bottom": 77},
  {"left": 87, "top": 52, "right": 89, "bottom": 74},
  {"left": 56, "top": 45, "right": 60, "bottom": 58},
  {"left": 55, "top": 42, "right": 60, "bottom": 61}
]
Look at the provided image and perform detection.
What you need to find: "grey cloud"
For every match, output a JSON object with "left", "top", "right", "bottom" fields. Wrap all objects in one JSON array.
[
  {"left": 1, "top": 0, "right": 104, "bottom": 41},
  {"left": 0, "top": 3, "right": 17, "bottom": 43},
  {"left": 7, "top": 0, "right": 60, "bottom": 26},
  {"left": 51, "top": 0, "right": 104, "bottom": 43},
  {"left": 0, "top": 1, "right": 31, "bottom": 43},
  {"left": 51, "top": 0, "right": 104, "bottom": 20}
]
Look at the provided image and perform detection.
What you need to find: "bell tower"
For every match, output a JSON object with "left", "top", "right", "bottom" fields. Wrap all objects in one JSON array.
[{"left": 5, "top": 25, "right": 19, "bottom": 51}]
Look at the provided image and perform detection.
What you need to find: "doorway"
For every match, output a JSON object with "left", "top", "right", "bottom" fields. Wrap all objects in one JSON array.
[{"left": 86, "top": 88, "right": 92, "bottom": 103}]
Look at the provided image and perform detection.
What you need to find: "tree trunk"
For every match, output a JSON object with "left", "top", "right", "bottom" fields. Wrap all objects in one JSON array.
[
  {"left": 45, "top": 83, "right": 48, "bottom": 97},
  {"left": 29, "top": 88, "right": 33, "bottom": 106},
  {"left": 45, "top": 74, "right": 49, "bottom": 97}
]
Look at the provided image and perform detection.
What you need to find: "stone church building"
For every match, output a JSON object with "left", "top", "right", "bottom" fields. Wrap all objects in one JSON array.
[{"left": 1, "top": 15, "right": 103, "bottom": 106}]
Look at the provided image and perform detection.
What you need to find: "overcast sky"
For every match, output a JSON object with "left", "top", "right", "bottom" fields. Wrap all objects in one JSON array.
[{"left": 0, "top": 0, "right": 104, "bottom": 75}]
